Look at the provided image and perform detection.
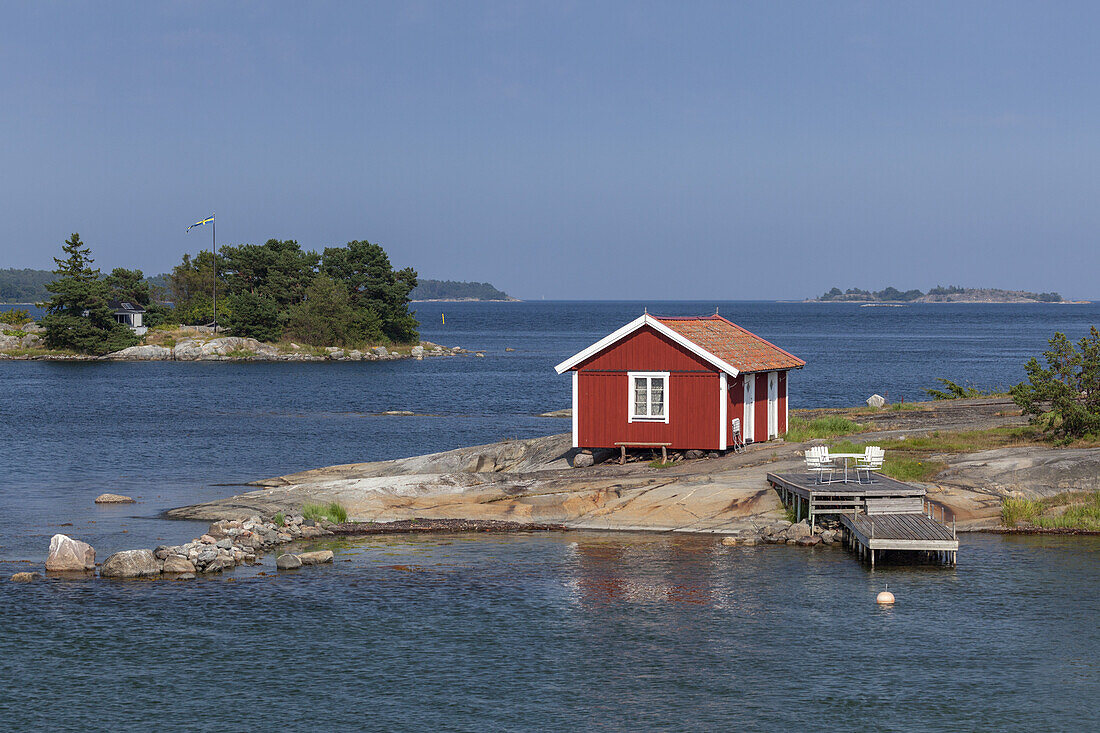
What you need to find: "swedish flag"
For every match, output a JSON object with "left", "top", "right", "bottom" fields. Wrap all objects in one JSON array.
[{"left": 186, "top": 215, "right": 215, "bottom": 232}]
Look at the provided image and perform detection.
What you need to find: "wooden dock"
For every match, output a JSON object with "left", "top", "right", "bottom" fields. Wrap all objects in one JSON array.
[{"left": 766, "top": 471, "right": 959, "bottom": 566}]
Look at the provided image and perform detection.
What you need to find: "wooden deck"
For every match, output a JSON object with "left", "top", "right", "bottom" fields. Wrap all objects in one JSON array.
[{"left": 766, "top": 471, "right": 959, "bottom": 567}]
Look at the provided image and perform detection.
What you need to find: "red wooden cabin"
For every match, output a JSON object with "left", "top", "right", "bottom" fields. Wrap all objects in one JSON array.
[{"left": 554, "top": 313, "right": 805, "bottom": 451}]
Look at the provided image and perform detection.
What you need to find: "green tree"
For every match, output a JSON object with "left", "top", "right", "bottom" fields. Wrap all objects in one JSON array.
[
  {"left": 220, "top": 239, "right": 319, "bottom": 306},
  {"left": 224, "top": 291, "right": 281, "bottom": 342},
  {"left": 283, "top": 275, "right": 384, "bottom": 347},
  {"left": 0, "top": 308, "right": 31, "bottom": 326},
  {"left": 322, "top": 240, "right": 418, "bottom": 343},
  {"left": 41, "top": 233, "right": 138, "bottom": 354},
  {"left": 104, "top": 267, "right": 152, "bottom": 306},
  {"left": 169, "top": 251, "right": 225, "bottom": 325},
  {"left": 1011, "top": 327, "right": 1100, "bottom": 438}
]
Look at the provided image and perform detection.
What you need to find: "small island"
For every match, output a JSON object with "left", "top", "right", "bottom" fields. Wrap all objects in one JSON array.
[
  {"left": 810, "top": 285, "right": 1080, "bottom": 304},
  {"left": 410, "top": 279, "right": 517, "bottom": 301}
]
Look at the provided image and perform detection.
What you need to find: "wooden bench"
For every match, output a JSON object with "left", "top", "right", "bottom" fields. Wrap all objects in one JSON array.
[{"left": 614, "top": 442, "right": 673, "bottom": 465}]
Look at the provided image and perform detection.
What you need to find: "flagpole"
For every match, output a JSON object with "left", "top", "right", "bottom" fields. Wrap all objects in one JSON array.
[{"left": 212, "top": 212, "right": 217, "bottom": 332}]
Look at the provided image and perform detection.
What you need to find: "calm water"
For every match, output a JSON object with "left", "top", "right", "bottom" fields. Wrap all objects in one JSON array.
[{"left": 1, "top": 301, "right": 1099, "bottom": 730}]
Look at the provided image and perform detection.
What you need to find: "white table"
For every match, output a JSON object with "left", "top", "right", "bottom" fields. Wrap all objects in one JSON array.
[{"left": 828, "top": 453, "right": 866, "bottom": 484}]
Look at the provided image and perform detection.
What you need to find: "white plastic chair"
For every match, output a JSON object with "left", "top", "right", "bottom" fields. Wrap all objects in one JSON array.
[
  {"left": 856, "top": 446, "right": 884, "bottom": 484},
  {"left": 805, "top": 446, "right": 835, "bottom": 484},
  {"left": 730, "top": 418, "right": 745, "bottom": 452}
]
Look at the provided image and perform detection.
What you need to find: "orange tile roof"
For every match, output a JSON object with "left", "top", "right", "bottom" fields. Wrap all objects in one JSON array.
[{"left": 653, "top": 315, "right": 805, "bottom": 373}]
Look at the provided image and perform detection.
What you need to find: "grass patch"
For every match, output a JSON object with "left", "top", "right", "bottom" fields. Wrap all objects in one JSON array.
[
  {"left": 303, "top": 501, "right": 348, "bottom": 524},
  {"left": 273, "top": 511, "right": 285, "bottom": 527},
  {"left": 822, "top": 439, "right": 948, "bottom": 482},
  {"left": 1003, "top": 491, "right": 1100, "bottom": 531},
  {"left": 647, "top": 459, "right": 674, "bottom": 469},
  {"left": 783, "top": 415, "right": 865, "bottom": 442}
]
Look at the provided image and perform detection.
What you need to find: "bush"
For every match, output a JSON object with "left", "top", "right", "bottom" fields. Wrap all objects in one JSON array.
[
  {"left": 1011, "top": 327, "right": 1100, "bottom": 437},
  {"left": 0, "top": 308, "right": 31, "bottom": 326}
]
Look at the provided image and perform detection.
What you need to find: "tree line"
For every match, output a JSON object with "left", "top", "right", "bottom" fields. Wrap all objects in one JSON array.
[{"left": 38, "top": 233, "right": 419, "bottom": 355}]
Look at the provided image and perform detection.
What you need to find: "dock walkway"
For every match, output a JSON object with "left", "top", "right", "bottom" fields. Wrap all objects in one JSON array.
[{"left": 766, "top": 471, "right": 959, "bottom": 566}]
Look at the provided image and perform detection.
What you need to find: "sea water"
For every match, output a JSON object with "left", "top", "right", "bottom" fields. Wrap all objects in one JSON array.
[{"left": 0, "top": 301, "right": 1098, "bottom": 729}]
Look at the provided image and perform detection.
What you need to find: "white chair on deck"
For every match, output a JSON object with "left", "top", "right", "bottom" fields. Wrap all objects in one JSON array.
[
  {"left": 856, "top": 446, "right": 884, "bottom": 484},
  {"left": 730, "top": 418, "right": 745, "bottom": 452},
  {"left": 805, "top": 446, "right": 835, "bottom": 484}
]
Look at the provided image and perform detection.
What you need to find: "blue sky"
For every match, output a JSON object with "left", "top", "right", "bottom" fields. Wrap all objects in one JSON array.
[{"left": 2, "top": 1, "right": 1098, "bottom": 299}]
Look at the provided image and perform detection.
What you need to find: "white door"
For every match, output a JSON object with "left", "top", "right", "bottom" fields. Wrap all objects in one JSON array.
[
  {"left": 767, "top": 372, "right": 778, "bottom": 439},
  {"left": 742, "top": 376, "right": 755, "bottom": 443}
]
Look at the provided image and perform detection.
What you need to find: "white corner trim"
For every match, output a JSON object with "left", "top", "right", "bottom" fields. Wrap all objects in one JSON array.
[
  {"left": 554, "top": 314, "right": 740, "bottom": 376},
  {"left": 719, "top": 372, "right": 728, "bottom": 451},
  {"left": 627, "top": 371, "right": 670, "bottom": 423},
  {"left": 571, "top": 370, "right": 579, "bottom": 448}
]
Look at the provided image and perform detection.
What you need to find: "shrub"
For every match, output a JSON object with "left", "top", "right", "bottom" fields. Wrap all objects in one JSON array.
[
  {"left": 926, "top": 379, "right": 983, "bottom": 400},
  {"left": 1011, "top": 327, "right": 1100, "bottom": 437},
  {"left": 0, "top": 308, "right": 31, "bottom": 326}
]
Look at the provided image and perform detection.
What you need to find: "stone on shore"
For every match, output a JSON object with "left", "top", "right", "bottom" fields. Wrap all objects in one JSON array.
[
  {"left": 276, "top": 553, "right": 302, "bottom": 569},
  {"left": 45, "top": 534, "right": 96, "bottom": 572},
  {"left": 866, "top": 394, "right": 886, "bottom": 408},
  {"left": 571, "top": 451, "right": 594, "bottom": 468},
  {"left": 411, "top": 345, "right": 424, "bottom": 359},
  {"left": 100, "top": 549, "right": 161, "bottom": 578},
  {"left": 95, "top": 493, "right": 135, "bottom": 504},
  {"left": 298, "top": 550, "right": 334, "bottom": 565},
  {"left": 11, "top": 572, "right": 39, "bottom": 582},
  {"left": 371, "top": 346, "right": 388, "bottom": 357},
  {"left": 787, "top": 521, "right": 811, "bottom": 540},
  {"left": 162, "top": 555, "right": 196, "bottom": 574}
]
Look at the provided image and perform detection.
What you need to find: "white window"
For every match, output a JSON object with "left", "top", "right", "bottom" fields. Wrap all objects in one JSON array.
[{"left": 628, "top": 371, "right": 669, "bottom": 423}]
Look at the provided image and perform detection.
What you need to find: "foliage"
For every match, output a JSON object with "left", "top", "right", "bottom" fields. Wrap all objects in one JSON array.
[
  {"left": 143, "top": 302, "right": 173, "bottom": 328},
  {"left": 282, "top": 274, "right": 384, "bottom": 347},
  {"left": 40, "top": 234, "right": 138, "bottom": 355},
  {"left": 103, "top": 267, "right": 152, "bottom": 306},
  {"left": 169, "top": 238, "right": 419, "bottom": 344},
  {"left": 1010, "top": 327, "right": 1100, "bottom": 438},
  {"left": 0, "top": 268, "right": 55, "bottom": 302},
  {"left": 223, "top": 292, "right": 281, "bottom": 342},
  {"left": 926, "top": 378, "right": 982, "bottom": 400},
  {"left": 0, "top": 308, "right": 31, "bottom": 325},
  {"left": 1002, "top": 497, "right": 1044, "bottom": 527},
  {"left": 782, "top": 415, "right": 864, "bottom": 441},
  {"left": 410, "top": 279, "right": 511, "bottom": 300},
  {"left": 302, "top": 501, "right": 348, "bottom": 524},
  {"left": 647, "top": 459, "right": 674, "bottom": 469},
  {"left": 322, "top": 240, "right": 418, "bottom": 343},
  {"left": 819, "top": 286, "right": 922, "bottom": 301},
  {"left": 273, "top": 511, "right": 286, "bottom": 527}
]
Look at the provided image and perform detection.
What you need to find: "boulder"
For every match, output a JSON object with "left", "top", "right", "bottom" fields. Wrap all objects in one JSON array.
[
  {"left": 276, "top": 553, "right": 302, "bottom": 570},
  {"left": 371, "top": 346, "right": 388, "bottom": 357},
  {"left": 202, "top": 556, "right": 234, "bottom": 573},
  {"left": 45, "top": 534, "right": 96, "bottom": 572},
  {"left": 721, "top": 536, "right": 740, "bottom": 546},
  {"left": 20, "top": 334, "right": 42, "bottom": 348},
  {"left": 0, "top": 334, "right": 20, "bottom": 349},
  {"left": 10, "top": 572, "right": 39, "bottom": 582},
  {"left": 94, "top": 493, "right": 135, "bottom": 504},
  {"left": 21, "top": 322, "right": 45, "bottom": 334},
  {"left": 162, "top": 555, "right": 196, "bottom": 573},
  {"left": 298, "top": 550, "right": 334, "bottom": 565},
  {"left": 103, "top": 345, "right": 172, "bottom": 361},
  {"left": 866, "top": 393, "right": 886, "bottom": 409},
  {"left": 740, "top": 537, "right": 759, "bottom": 546},
  {"left": 411, "top": 345, "right": 424, "bottom": 359},
  {"left": 571, "top": 451, "right": 594, "bottom": 468},
  {"left": 100, "top": 549, "right": 160, "bottom": 578},
  {"left": 347, "top": 350, "right": 363, "bottom": 360},
  {"left": 685, "top": 449, "right": 706, "bottom": 460},
  {"left": 795, "top": 536, "right": 816, "bottom": 546},
  {"left": 787, "top": 521, "right": 811, "bottom": 540}
]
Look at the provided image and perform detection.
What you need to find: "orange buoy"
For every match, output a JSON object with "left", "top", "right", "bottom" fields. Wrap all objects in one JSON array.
[{"left": 876, "top": 586, "right": 896, "bottom": 604}]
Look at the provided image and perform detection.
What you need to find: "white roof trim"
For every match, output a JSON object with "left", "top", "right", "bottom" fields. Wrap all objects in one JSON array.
[{"left": 554, "top": 313, "right": 741, "bottom": 377}]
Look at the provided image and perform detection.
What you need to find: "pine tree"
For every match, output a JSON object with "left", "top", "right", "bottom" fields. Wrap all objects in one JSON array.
[{"left": 42, "top": 233, "right": 138, "bottom": 354}]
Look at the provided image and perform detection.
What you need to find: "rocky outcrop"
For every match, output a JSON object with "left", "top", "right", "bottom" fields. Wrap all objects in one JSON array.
[
  {"left": 104, "top": 345, "right": 172, "bottom": 360},
  {"left": 276, "top": 553, "right": 302, "bottom": 570},
  {"left": 10, "top": 572, "right": 39, "bottom": 582},
  {"left": 100, "top": 549, "right": 160, "bottom": 578},
  {"left": 45, "top": 534, "right": 95, "bottom": 572},
  {"left": 95, "top": 493, "right": 135, "bottom": 504},
  {"left": 161, "top": 555, "right": 196, "bottom": 573},
  {"left": 298, "top": 550, "right": 334, "bottom": 565}
]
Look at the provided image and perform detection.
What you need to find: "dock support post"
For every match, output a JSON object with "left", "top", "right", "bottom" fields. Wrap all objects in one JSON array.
[{"left": 871, "top": 549, "right": 875, "bottom": 568}]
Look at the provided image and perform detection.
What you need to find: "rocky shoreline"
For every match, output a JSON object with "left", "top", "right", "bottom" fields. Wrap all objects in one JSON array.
[{"left": 1, "top": 321, "right": 478, "bottom": 362}]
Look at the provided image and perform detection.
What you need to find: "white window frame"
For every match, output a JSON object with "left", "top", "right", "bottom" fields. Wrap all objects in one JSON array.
[{"left": 628, "top": 371, "right": 670, "bottom": 423}]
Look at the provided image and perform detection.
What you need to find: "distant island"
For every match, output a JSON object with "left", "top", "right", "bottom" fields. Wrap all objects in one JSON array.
[
  {"left": 810, "top": 285, "right": 1079, "bottom": 304},
  {"left": 410, "top": 279, "right": 517, "bottom": 301}
]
